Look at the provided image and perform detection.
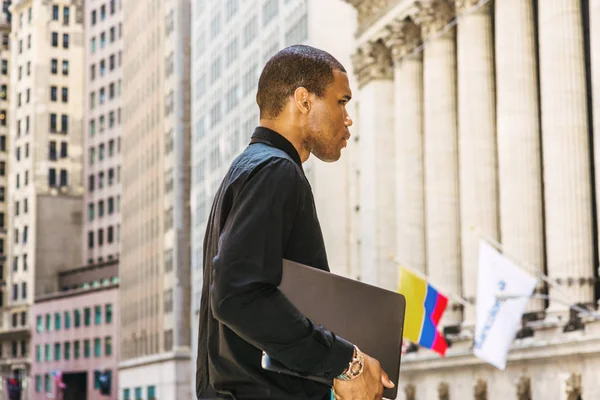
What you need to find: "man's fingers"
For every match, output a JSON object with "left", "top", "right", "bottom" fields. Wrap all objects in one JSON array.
[{"left": 380, "top": 370, "right": 395, "bottom": 388}]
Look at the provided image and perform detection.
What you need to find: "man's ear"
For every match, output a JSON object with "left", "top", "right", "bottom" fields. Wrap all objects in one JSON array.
[{"left": 293, "top": 87, "right": 310, "bottom": 114}]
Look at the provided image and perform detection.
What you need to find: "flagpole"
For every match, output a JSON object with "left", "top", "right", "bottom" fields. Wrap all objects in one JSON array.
[
  {"left": 469, "top": 226, "right": 579, "bottom": 305},
  {"left": 388, "top": 255, "right": 472, "bottom": 309}
]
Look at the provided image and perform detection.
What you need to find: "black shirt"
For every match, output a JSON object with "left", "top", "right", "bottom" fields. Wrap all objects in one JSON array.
[{"left": 196, "top": 127, "right": 355, "bottom": 400}]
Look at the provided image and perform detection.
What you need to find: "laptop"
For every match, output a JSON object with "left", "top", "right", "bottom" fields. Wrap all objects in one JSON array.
[{"left": 261, "top": 259, "right": 406, "bottom": 399}]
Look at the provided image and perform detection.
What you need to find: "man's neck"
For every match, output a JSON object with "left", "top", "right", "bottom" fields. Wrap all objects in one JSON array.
[{"left": 259, "top": 119, "right": 310, "bottom": 163}]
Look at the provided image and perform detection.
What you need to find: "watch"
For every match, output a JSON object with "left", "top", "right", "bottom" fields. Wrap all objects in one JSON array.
[{"left": 336, "top": 345, "right": 364, "bottom": 381}]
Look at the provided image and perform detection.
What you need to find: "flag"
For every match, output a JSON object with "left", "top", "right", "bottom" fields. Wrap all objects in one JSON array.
[
  {"left": 398, "top": 266, "right": 448, "bottom": 356},
  {"left": 473, "top": 240, "right": 537, "bottom": 370},
  {"left": 51, "top": 370, "right": 67, "bottom": 389}
]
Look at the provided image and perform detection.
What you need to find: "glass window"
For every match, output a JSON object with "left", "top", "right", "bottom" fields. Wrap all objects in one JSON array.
[
  {"left": 36, "top": 345, "right": 41, "bottom": 362},
  {"left": 54, "top": 342, "right": 60, "bottom": 360},
  {"left": 147, "top": 386, "right": 156, "bottom": 400},
  {"left": 135, "top": 388, "right": 142, "bottom": 400},
  {"left": 94, "top": 338, "right": 101, "bottom": 357},
  {"left": 74, "top": 309, "right": 81, "bottom": 327},
  {"left": 52, "top": 5, "right": 59, "bottom": 20},
  {"left": 45, "top": 344, "right": 51, "bottom": 361},
  {"left": 124, "top": 389, "right": 130, "bottom": 400},
  {"left": 84, "top": 339, "right": 90, "bottom": 358},
  {"left": 62, "top": 60, "right": 69, "bottom": 75},
  {"left": 63, "top": 6, "right": 69, "bottom": 25},
  {"left": 36, "top": 315, "right": 43, "bottom": 332},
  {"left": 51, "top": 32, "right": 58, "bottom": 47},
  {"left": 95, "top": 305, "right": 102, "bottom": 324},
  {"left": 54, "top": 312, "right": 61, "bottom": 330},
  {"left": 84, "top": 307, "right": 91, "bottom": 326},
  {"left": 64, "top": 341, "right": 71, "bottom": 360},
  {"left": 105, "top": 304, "right": 113, "bottom": 323},
  {"left": 64, "top": 311, "right": 71, "bottom": 329},
  {"left": 63, "top": 33, "right": 69, "bottom": 48},
  {"left": 105, "top": 336, "right": 112, "bottom": 356},
  {"left": 74, "top": 340, "right": 80, "bottom": 359},
  {"left": 35, "top": 374, "right": 42, "bottom": 393},
  {"left": 45, "top": 314, "right": 51, "bottom": 331}
]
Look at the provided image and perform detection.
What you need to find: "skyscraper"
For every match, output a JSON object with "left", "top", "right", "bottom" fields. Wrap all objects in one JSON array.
[
  {"left": 190, "top": 0, "right": 358, "bottom": 389},
  {"left": 0, "top": 0, "right": 85, "bottom": 383},
  {"left": 120, "top": 0, "right": 192, "bottom": 398},
  {"left": 82, "top": 0, "right": 123, "bottom": 266}
]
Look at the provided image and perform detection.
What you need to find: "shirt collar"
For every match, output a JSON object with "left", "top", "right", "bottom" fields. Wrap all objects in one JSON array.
[{"left": 250, "top": 126, "right": 303, "bottom": 168}]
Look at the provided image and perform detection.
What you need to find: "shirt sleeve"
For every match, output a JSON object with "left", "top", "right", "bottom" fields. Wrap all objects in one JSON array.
[{"left": 210, "top": 157, "right": 355, "bottom": 379}]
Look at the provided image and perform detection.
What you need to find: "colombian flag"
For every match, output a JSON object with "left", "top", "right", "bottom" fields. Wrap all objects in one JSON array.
[{"left": 398, "top": 267, "right": 448, "bottom": 356}]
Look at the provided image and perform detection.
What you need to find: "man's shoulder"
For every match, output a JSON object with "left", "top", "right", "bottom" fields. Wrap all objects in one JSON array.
[{"left": 231, "top": 143, "right": 302, "bottom": 180}]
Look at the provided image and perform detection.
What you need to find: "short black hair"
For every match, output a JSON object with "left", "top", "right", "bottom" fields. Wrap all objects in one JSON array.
[{"left": 256, "top": 45, "right": 346, "bottom": 119}]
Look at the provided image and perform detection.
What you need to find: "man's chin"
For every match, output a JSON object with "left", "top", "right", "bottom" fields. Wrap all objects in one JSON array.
[{"left": 313, "top": 151, "right": 342, "bottom": 163}]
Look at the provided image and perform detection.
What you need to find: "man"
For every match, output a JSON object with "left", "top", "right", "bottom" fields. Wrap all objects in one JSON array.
[{"left": 196, "top": 45, "right": 394, "bottom": 400}]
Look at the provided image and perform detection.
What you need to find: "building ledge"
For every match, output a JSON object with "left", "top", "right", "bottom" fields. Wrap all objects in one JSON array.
[{"left": 118, "top": 347, "right": 192, "bottom": 370}]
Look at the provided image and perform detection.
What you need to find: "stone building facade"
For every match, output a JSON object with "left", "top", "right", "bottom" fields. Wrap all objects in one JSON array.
[{"left": 343, "top": 0, "right": 600, "bottom": 398}]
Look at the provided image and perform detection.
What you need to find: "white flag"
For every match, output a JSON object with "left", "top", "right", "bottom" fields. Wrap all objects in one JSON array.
[{"left": 473, "top": 240, "right": 538, "bottom": 370}]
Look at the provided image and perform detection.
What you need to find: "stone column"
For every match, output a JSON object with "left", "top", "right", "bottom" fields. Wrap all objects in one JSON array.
[
  {"left": 590, "top": 0, "right": 600, "bottom": 304},
  {"left": 384, "top": 19, "right": 426, "bottom": 275},
  {"left": 495, "top": 0, "right": 545, "bottom": 312},
  {"left": 414, "top": 0, "right": 462, "bottom": 325},
  {"left": 538, "top": 0, "right": 595, "bottom": 308},
  {"left": 455, "top": 0, "right": 498, "bottom": 324},
  {"left": 351, "top": 40, "right": 396, "bottom": 291}
]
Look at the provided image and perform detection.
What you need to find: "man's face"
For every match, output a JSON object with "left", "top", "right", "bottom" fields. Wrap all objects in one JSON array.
[{"left": 306, "top": 70, "right": 353, "bottom": 162}]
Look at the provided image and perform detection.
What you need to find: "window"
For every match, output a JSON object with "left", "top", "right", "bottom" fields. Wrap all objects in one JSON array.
[
  {"left": 105, "top": 304, "right": 113, "bottom": 323},
  {"left": 0, "top": 84, "right": 6, "bottom": 100},
  {"left": 0, "top": 161, "right": 4, "bottom": 176},
  {"left": 135, "top": 388, "right": 142, "bottom": 400},
  {"left": 61, "top": 114, "right": 68, "bottom": 133},
  {"left": 61, "top": 142, "right": 68, "bottom": 158},
  {"left": 147, "top": 386, "right": 156, "bottom": 400},
  {"left": 63, "top": 6, "right": 69, "bottom": 25},
  {"left": 50, "top": 113, "right": 57, "bottom": 132},
  {"left": 54, "top": 343, "right": 61, "bottom": 360},
  {"left": 108, "top": 197, "right": 114, "bottom": 214},
  {"left": 100, "top": 32, "right": 106, "bottom": 48},
  {"left": 90, "top": 119, "right": 96, "bottom": 136},
  {"left": 110, "top": 54, "right": 115, "bottom": 70},
  {"left": 22, "top": 226, "right": 27, "bottom": 243},
  {"left": 0, "top": 136, "right": 5, "bottom": 151},
  {"left": 36, "top": 375, "right": 42, "bottom": 393},
  {"left": 74, "top": 309, "right": 81, "bottom": 327},
  {"left": 124, "top": 389, "right": 131, "bottom": 400},
  {"left": 45, "top": 344, "right": 51, "bottom": 361},
  {"left": 98, "top": 228, "right": 104, "bottom": 245},
  {"left": 63, "top": 33, "right": 69, "bottom": 48},
  {"left": 49, "top": 141, "right": 57, "bottom": 160},
  {"left": 110, "top": 26, "right": 115, "bottom": 42},
  {"left": 0, "top": 110, "right": 6, "bottom": 126},
  {"left": 84, "top": 307, "right": 91, "bottom": 326},
  {"left": 52, "top": 5, "right": 59, "bottom": 20},
  {"left": 108, "top": 226, "right": 114, "bottom": 243},
  {"left": 37, "top": 315, "right": 43, "bottom": 332},
  {"left": 91, "top": 10, "right": 96, "bottom": 25},
  {"left": 91, "top": 64, "right": 96, "bottom": 80},
  {"left": 95, "top": 305, "right": 102, "bottom": 324},
  {"left": 1, "top": 60, "right": 7, "bottom": 75},
  {"left": 101, "top": 4, "right": 106, "bottom": 19},
  {"left": 36, "top": 346, "right": 42, "bottom": 362},
  {"left": 48, "top": 168, "right": 57, "bottom": 187},
  {"left": 12, "top": 284, "right": 17, "bottom": 301},
  {"left": 89, "top": 175, "right": 95, "bottom": 191},
  {"left": 84, "top": 339, "right": 90, "bottom": 358},
  {"left": 60, "top": 169, "right": 67, "bottom": 186},
  {"left": 88, "top": 231, "right": 94, "bottom": 248},
  {"left": 74, "top": 340, "right": 80, "bottom": 359},
  {"left": 51, "top": 59, "right": 58, "bottom": 74},
  {"left": 110, "top": 0, "right": 116, "bottom": 14},
  {"left": 55, "top": 312, "right": 61, "bottom": 330},
  {"left": 94, "top": 338, "right": 101, "bottom": 357},
  {"left": 23, "top": 254, "right": 28, "bottom": 270},
  {"left": 62, "top": 87, "right": 68, "bottom": 102},
  {"left": 64, "top": 342, "right": 71, "bottom": 360},
  {"left": 51, "top": 32, "right": 58, "bottom": 47},
  {"left": 0, "top": 187, "right": 5, "bottom": 202},
  {"left": 91, "top": 37, "right": 96, "bottom": 53},
  {"left": 11, "top": 312, "right": 17, "bottom": 326},
  {"left": 105, "top": 336, "right": 112, "bottom": 356},
  {"left": 62, "top": 60, "right": 68, "bottom": 75},
  {"left": 88, "top": 203, "right": 95, "bottom": 220},
  {"left": 46, "top": 314, "right": 51, "bottom": 331},
  {"left": 98, "top": 200, "right": 104, "bottom": 217},
  {"left": 64, "top": 311, "right": 71, "bottom": 329}
]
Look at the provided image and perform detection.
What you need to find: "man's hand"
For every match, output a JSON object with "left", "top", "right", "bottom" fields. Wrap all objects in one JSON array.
[{"left": 332, "top": 352, "right": 394, "bottom": 400}]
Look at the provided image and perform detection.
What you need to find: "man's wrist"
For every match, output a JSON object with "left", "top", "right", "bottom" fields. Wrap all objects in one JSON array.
[{"left": 336, "top": 345, "right": 364, "bottom": 381}]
